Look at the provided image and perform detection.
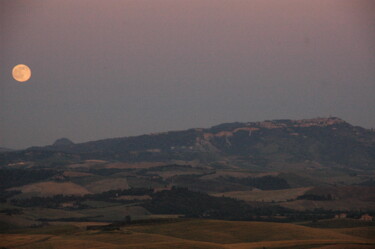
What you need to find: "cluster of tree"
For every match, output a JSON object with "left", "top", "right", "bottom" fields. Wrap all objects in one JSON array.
[
  {"left": 0, "top": 190, "right": 22, "bottom": 203},
  {"left": 142, "top": 187, "right": 292, "bottom": 219},
  {"left": 142, "top": 187, "right": 342, "bottom": 222},
  {"left": 168, "top": 174, "right": 250, "bottom": 193},
  {"left": 0, "top": 168, "right": 57, "bottom": 190},
  {"left": 0, "top": 208, "right": 23, "bottom": 215},
  {"left": 8, "top": 185, "right": 350, "bottom": 222}
]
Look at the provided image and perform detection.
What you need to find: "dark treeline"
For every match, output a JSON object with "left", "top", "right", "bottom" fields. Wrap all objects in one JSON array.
[
  {"left": 143, "top": 186, "right": 254, "bottom": 219},
  {"left": 10, "top": 188, "right": 153, "bottom": 208},
  {"left": 142, "top": 187, "right": 334, "bottom": 221},
  {"left": 0, "top": 168, "right": 57, "bottom": 190},
  {"left": 0, "top": 190, "right": 22, "bottom": 203},
  {"left": 7, "top": 186, "right": 363, "bottom": 222}
]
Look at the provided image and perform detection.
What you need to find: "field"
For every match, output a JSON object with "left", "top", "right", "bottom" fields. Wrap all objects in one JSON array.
[
  {"left": 212, "top": 187, "right": 311, "bottom": 202},
  {"left": 10, "top": 181, "right": 91, "bottom": 197},
  {"left": 77, "top": 205, "right": 150, "bottom": 221},
  {"left": 84, "top": 178, "right": 129, "bottom": 193},
  {"left": 1, "top": 219, "right": 375, "bottom": 249},
  {"left": 280, "top": 199, "right": 375, "bottom": 211}
]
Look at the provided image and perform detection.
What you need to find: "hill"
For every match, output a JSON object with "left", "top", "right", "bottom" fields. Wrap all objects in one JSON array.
[
  {"left": 1, "top": 117, "right": 374, "bottom": 172},
  {"left": 0, "top": 147, "right": 14, "bottom": 153},
  {"left": 52, "top": 138, "right": 75, "bottom": 147},
  {"left": 1, "top": 117, "right": 375, "bottom": 239}
]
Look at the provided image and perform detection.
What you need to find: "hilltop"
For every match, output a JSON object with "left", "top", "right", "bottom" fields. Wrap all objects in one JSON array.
[
  {"left": 0, "top": 147, "right": 14, "bottom": 153},
  {"left": 52, "top": 138, "right": 75, "bottom": 147}
]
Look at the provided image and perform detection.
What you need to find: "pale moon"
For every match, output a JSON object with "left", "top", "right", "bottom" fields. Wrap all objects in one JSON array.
[{"left": 12, "top": 64, "right": 32, "bottom": 82}]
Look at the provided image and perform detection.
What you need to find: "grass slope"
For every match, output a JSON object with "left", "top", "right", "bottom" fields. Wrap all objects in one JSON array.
[
  {"left": 11, "top": 181, "right": 90, "bottom": 196},
  {"left": 84, "top": 178, "right": 129, "bottom": 193},
  {"left": 1, "top": 219, "right": 374, "bottom": 249},
  {"left": 127, "top": 219, "right": 370, "bottom": 244},
  {"left": 213, "top": 187, "right": 311, "bottom": 202}
]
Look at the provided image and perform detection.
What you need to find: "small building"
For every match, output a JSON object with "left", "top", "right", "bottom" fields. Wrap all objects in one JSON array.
[
  {"left": 360, "top": 214, "right": 374, "bottom": 221},
  {"left": 334, "top": 213, "right": 347, "bottom": 219}
]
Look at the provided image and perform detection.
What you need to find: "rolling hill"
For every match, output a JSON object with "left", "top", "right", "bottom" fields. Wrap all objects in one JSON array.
[
  {"left": 1, "top": 117, "right": 375, "bottom": 248},
  {"left": 1, "top": 117, "right": 374, "bottom": 171}
]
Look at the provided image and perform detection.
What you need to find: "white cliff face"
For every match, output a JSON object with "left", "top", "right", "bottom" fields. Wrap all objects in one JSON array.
[{"left": 194, "top": 136, "right": 220, "bottom": 153}]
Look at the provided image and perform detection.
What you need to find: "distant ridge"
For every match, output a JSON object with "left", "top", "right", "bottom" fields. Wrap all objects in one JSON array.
[
  {"left": 1, "top": 117, "right": 374, "bottom": 170},
  {"left": 0, "top": 147, "right": 14, "bottom": 153}
]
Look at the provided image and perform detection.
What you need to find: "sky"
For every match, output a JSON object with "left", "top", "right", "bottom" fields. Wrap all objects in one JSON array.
[{"left": 1, "top": 0, "right": 374, "bottom": 149}]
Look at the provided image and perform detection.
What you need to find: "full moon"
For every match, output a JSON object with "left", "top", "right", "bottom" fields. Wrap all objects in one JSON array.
[{"left": 12, "top": 64, "right": 31, "bottom": 82}]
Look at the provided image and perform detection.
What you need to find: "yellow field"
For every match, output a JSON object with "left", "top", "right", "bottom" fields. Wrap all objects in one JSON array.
[
  {"left": 212, "top": 187, "right": 311, "bottom": 202},
  {"left": 1, "top": 219, "right": 375, "bottom": 249},
  {"left": 10, "top": 181, "right": 91, "bottom": 196},
  {"left": 62, "top": 171, "right": 94, "bottom": 177},
  {"left": 331, "top": 227, "right": 375, "bottom": 240},
  {"left": 280, "top": 199, "right": 375, "bottom": 211},
  {"left": 127, "top": 219, "right": 370, "bottom": 244},
  {"left": 105, "top": 162, "right": 166, "bottom": 169},
  {"left": 22, "top": 207, "right": 86, "bottom": 220},
  {"left": 84, "top": 178, "right": 129, "bottom": 193},
  {"left": 78, "top": 205, "right": 150, "bottom": 221},
  {"left": 201, "top": 170, "right": 278, "bottom": 180},
  {"left": 226, "top": 240, "right": 375, "bottom": 249},
  {"left": 0, "top": 214, "right": 38, "bottom": 228}
]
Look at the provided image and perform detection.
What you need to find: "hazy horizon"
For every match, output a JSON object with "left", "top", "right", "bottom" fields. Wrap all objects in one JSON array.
[
  {"left": 0, "top": 115, "right": 368, "bottom": 150},
  {"left": 1, "top": 0, "right": 374, "bottom": 149}
]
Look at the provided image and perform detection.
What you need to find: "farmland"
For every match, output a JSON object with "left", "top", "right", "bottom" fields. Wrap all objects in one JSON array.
[{"left": 1, "top": 219, "right": 375, "bottom": 249}]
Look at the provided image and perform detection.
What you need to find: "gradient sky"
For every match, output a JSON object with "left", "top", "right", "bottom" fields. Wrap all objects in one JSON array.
[{"left": 1, "top": 0, "right": 374, "bottom": 149}]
